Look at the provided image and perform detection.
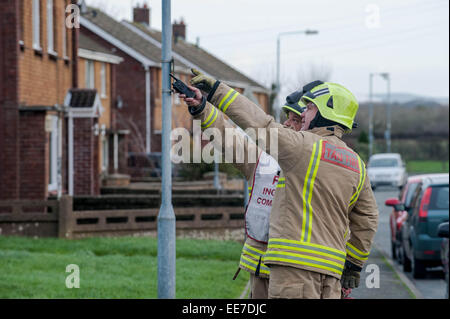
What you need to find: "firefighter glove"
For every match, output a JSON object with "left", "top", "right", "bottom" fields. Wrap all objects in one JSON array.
[
  {"left": 341, "top": 260, "right": 362, "bottom": 289},
  {"left": 190, "top": 68, "right": 218, "bottom": 94}
]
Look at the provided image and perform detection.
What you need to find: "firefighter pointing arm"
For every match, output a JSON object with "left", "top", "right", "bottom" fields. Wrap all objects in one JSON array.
[
  {"left": 181, "top": 69, "right": 379, "bottom": 299},
  {"left": 179, "top": 82, "right": 306, "bottom": 299}
]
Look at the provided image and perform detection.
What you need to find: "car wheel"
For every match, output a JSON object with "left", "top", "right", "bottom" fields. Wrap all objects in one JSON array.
[
  {"left": 412, "top": 254, "right": 427, "bottom": 279},
  {"left": 403, "top": 250, "right": 412, "bottom": 272},
  {"left": 391, "top": 240, "right": 397, "bottom": 260}
]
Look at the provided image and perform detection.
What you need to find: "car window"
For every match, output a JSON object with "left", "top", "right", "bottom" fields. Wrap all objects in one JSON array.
[
  {"left": 409, "top": 184, "right": 423, "bottom": 210},
  {"left": 369, "top": 158, "right": 400, "bottom": 168},
  {"left": 429, "top": 186, "right": 449, "bottom": 210},
  {"left": 404, "top": 182, "right": 419, "bottom": 208}
]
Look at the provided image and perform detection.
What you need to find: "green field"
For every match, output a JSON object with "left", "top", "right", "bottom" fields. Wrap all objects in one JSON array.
[
  {"left": 406, "top": 160, "right": 449, "bottom": 174},
  {"left": 0, "top": 236, "right": 249, "bottom": 299}
]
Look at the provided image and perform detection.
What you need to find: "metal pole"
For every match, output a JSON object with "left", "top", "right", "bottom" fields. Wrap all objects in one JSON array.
[
  {"left": 213, "top": 154, "right": 222, "bottom": 190},
  {"left": 244, "top": 179, "right": 249, "bottom": 207},
  {"left": 68, "top": 112, "right": 74, "bottom": 196},
  {"left": 158, "top": 0, "right": 175, "bottom": 299},
  {"left": 368, "top": 73, "right": 374, "bottom": 158},
  {"left": 386, "top": 75, "right": 391, "bottom": 153},
  {"left": 57, "top": 109, "right": 63, "bottom": 199},
  {"left": 275, "top": 36, "right": 281, "bottom": 122},
  {"left": 145, "top": 67, "right": 151, "bottom": 154},
  {"left": 114, "top": 133, "right": 118, "bottom": 173}
]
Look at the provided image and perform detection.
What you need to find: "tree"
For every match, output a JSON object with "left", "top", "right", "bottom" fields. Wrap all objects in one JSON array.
[{"left": 358, "top": 130, "right": 369, "bottom": 144}]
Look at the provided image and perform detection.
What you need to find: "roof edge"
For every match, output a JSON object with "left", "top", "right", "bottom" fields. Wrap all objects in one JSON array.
[
  {"left": 78, "top": 48, "right": 124, "bottom": 64},
  {"left": 80, "top": 16, "right": 158, "bottom": 68}
]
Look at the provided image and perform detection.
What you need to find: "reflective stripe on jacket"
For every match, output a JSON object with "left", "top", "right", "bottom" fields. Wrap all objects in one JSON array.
[{"left": 239, "top": 240, "right": 270, "bottom": 278}]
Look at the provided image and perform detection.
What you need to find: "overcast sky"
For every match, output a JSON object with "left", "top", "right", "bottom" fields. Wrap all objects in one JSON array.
[{"left": 85, "top": 0, "right": 449, "bottom": 102}]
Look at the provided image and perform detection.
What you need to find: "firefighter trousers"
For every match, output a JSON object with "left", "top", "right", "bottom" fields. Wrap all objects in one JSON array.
[
  {"left": 249, "top": 274, "right": 269, "bottom": 299},
  {"left": 268, "top": 265, "right": 341, "bottom": 299}
]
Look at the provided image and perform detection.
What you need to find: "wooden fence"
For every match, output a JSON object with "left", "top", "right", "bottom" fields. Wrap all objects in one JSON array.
[
  {"left": 0, "top": 198, "right": 68, "bottom": 237},
  {"left": 0, "top": 195, "right": 245, "bottom": 238}
]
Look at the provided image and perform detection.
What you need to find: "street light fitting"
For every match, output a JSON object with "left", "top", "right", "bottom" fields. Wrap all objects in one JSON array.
[
  {"left": 305, "top": 29, "right": 319, "bottom": 35},
  {"left": 275, "top": 28, "right": 319, "bottom": 122},
  {"left": 379, "top": 72, "right": 390, "bottom": 80}
]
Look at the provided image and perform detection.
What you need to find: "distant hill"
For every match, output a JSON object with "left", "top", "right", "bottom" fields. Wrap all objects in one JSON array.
[{"left": 357, "top": 92, "right": 449, "bottom": 107}]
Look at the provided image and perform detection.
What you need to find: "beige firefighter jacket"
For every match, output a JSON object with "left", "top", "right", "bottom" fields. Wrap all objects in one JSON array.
[
  {"left": 199, "top": 82, "right": 379, "bottom": 280},
  {"left": 192, "top": 100, "right": 271, "bottom": 278}
]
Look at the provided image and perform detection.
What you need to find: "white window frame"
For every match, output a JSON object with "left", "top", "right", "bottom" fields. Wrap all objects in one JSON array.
[
  {"left": 48, "top": 116, "right": 58, "bottom": 192},
  {"left": 102, "top": 135, "right": 109, "bottom": 173},
  {"left": 85, "top": 60, "right": 95, "bottom": 89},
  {"left": 47, "top": 0, "right": 56, "bottom": 54},
  {"left": 32, "top": 0, "right": 41, "bottom": 50},
  {"left": 100, "top": 63, "right": 107, "bottom": 98},
  {"left": 62, "top": 1, "right": 67, "bottom": 58}
]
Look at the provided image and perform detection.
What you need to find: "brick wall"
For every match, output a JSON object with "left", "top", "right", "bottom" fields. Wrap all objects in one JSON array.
[
  {"left": 19, "top": 111, "right": 47, "bottom": 199},
  {"left": 18, "top": 0, "right": 73, "bottom": 106},
  {"left": 73, "top": 118, "right": 100, "bottom": 195},
  {"left": 254, "top": 91, "right": 270, "bottom": 114},
  {"left": 0, "top": 0, "right": 20, "bottom": 200}
]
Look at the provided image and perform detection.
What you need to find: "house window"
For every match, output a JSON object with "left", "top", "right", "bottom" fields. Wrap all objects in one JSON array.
[
  {"left": 48, "top": 116, "right": 58, "bottom": 192},
  {"left": 102, "top": 137, "right": 109, "bottom": 173},
  {"left": 85, "top": 60, "right": 95, "bottom": 89},
  {"left": 32, "top": 0, "right": 41, "bottom": 50},
  {"left": 101, "top": 63, "right": 107, "bottom": 98},
  {"left": 62, "top": 0, "right": 69, "bottom": 58},
  {"left": 47, "top": 0, "right": 55, "bottom": 54}
]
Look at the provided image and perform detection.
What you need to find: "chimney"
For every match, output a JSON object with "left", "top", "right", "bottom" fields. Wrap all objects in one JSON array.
[
  {"left": 173, "top": 18, "right": 186, "bottom": 42},
  {"left": 133, "top": 3, "right": 150, "bottom": 26}
]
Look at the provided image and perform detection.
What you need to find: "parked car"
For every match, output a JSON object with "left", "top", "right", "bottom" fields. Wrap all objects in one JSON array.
[
  {"left": 401, "top": 174, "right": 449, "bottom": 278},
  {"left": 367, "top": 153, "right": 408, "bottom": 190},
  {"left": 385, "top": 175, "right": 424, "bottom": 263},
  {"left": 438, "top": 222, "right": 449, "bottom": 299}
]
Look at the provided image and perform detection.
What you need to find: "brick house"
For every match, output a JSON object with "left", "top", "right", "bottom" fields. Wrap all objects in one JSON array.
[
  {"left": 0, "top": 0, "right": 124, "bottom": 200},
  {"left": 77, "top": 33, "right": 128, "bottom": 185},
  {"left": 0, "top": 0, "right": 76, "bottom": 200},
  {"left": 79, "top": 4, "right": 270, "bottom": 177}
]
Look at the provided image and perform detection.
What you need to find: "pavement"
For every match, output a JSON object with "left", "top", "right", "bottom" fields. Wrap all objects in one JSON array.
[{"left": 351, "top": 244, "right": 421, "bottom": 299}]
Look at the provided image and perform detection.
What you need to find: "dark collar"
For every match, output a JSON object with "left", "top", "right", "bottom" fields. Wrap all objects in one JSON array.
[{"left": 308, "top": 126, "right": 344, "bottom": 138}]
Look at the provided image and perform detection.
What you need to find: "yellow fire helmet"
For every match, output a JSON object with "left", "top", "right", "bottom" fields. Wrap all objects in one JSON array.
[{"left": 301, "top": 81, "right": 359, "bottom": 131}]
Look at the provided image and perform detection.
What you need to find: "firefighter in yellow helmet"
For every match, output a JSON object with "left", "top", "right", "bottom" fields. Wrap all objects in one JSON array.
[{"left": 181, "top": 69, "right": 379, "bottom": 299}]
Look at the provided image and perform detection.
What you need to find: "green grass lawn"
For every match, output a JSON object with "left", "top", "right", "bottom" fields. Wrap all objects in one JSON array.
[
  {"left": 406, "top": 160, "right": 449, "bottom": 174},
  {"left": 0, "top": 236, "right": 249, "bottom": 299}
]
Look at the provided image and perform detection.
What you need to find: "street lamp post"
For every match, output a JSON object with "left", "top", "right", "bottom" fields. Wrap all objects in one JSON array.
[
  {"left": 368, "top": 72, "right": 391, "bottom": 157},
  {"left": 213, "top": 153, "right": 222, "bottom": 191},
  {"left": 380, "top": 73, "right": 391, "bottom": 153},
  {"left": 275, "top": 29, "right": 318, "bottom": 122},
  {"left": 369, "top": 73, "right": 374, "bottom": 158},
  {"left": 158, "top": 0, "right": 175, "bottom": 299}
]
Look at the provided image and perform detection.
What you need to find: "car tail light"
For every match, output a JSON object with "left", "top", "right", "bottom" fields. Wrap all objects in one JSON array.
[
  {"left": 423, "top": 250, "right": 435, "bottom": 255},
  {"left": 419, "top": 187, "right": 432, "bottom": 220}
]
